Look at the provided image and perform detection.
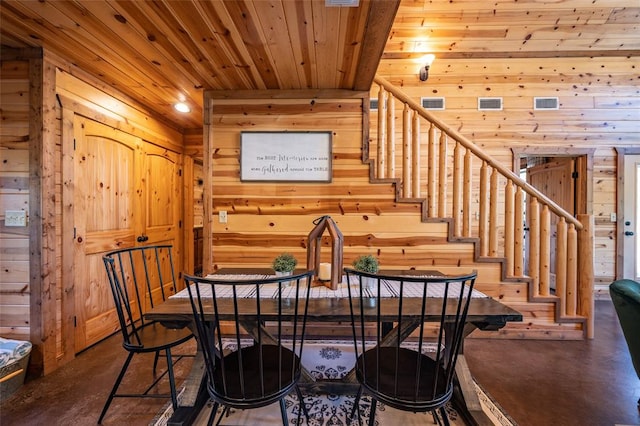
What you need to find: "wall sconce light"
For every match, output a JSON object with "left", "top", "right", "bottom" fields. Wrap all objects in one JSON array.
[{"left": 419, "top": 54, "right": 436, "bottom": 82}]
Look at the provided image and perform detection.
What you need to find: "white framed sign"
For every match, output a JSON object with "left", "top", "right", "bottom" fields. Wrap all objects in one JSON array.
[{"left": 240, "top": 131, "right": 332, "bottom": 182}]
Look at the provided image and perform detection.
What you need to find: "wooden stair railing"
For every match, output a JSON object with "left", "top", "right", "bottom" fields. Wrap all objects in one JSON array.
[{"left": 372, "top": 75, "right": 595, "bottom": 338}]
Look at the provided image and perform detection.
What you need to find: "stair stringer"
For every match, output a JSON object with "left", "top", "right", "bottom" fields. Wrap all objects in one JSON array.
[{"left": 365, "top": 166, "right": 588, "bottom": 340}]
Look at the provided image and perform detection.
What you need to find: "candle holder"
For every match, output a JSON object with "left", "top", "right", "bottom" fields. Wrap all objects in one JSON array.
[{"left": 306, "top": 216, "right": 343, "bottom": 290}]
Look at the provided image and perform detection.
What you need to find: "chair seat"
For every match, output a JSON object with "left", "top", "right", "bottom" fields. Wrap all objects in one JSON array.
[
  {"left": 210, "top": 344, "right": 299, "bottom": 407},
  {"left": 124, "top": 322, "right": 193, "bottom": 353},
  {"left": 357, "top": 347, "right": 453, "bottom": 411}
]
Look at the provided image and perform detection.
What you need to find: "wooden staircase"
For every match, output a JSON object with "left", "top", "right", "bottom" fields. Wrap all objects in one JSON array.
[{"left": 369, "top": 76, "right": 595, "bottom": 339}]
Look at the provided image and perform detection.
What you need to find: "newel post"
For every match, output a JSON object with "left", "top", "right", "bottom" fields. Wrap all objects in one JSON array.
[
  {"left": 306, "top": 216, "right": 344, "bottom": 290},
  {"left": 577, "top": 214, "right": 594, "bottom": 339}
]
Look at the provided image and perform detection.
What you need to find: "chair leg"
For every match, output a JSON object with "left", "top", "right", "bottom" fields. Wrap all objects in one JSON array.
[
  {"left": 348, "top": 387, "right": 363, "bottom": 426},
  {"left": 438, "top": 406, "right": 451, "bottom": 426},
  {"left": 98, "top": 352, "right": 135, "bottom": 424},
  {"left": 206, "top": 402, "right": 219, "bottom": 426},
  {"left": 367, "top": 398, "right": 377, "bottom": 426},
  {"left": 215, "top": 406, "right": 230, "bottom": 426},
  {"left": 295, "top": 385, "right": 310, "bottom": 423},
  {"left": 279, "top": 398, "right": 289, "bottom": 426},
  {"left": 153, "top": 350, "right": 160, "bottom": 374},
  {"left": 432, "top": 409, "right": 443, "bottom": 426},
  {"left": 164, "top": 349, "right": 179, "bottom": 409}
]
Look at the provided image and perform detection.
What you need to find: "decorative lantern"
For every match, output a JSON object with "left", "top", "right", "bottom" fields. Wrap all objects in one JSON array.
[{"left": 306, "top": 215, "right": 343, "bottom": 290}]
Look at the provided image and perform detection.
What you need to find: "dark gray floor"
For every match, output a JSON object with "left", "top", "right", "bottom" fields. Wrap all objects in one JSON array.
[
  {"left": 465, "top": 300, "right": 640, "bottom": 426},
  {"left": 1, "top": 300, "right": 638, "bottom": 426}
]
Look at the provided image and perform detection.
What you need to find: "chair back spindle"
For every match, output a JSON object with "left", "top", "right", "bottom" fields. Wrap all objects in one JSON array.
[{"left": 103, "top": 245, "right": 179, "bottom": 349}]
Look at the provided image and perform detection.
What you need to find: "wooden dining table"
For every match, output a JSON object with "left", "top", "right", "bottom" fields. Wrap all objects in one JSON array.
[{"left": 145, "top": 268, "right": 522, "bottom": 426}]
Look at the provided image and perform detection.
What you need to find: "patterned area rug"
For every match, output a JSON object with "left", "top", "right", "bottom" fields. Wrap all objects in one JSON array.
[{"left": 152, "top": 341, "right": 516, "bottom": 426}]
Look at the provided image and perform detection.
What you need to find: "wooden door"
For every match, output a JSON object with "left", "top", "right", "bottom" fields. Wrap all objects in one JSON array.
[
  {"left": 527, "top": 158, "right": 576, "bottom": 217},
  {"left": 623, "top": 155, "right": 640, "bottom": 280},
  {"left": 72, "top": 117, "right": 182, "bottom": 352},
  {"left": 525, "top": 158, "right": 576, "bottom": 284},
  {"left": 141, "top": 144, "right": 183, "bottom": 303},
  {"left": 73, "top": 117, "right": 142, "bottom": 351},
  {"left": 142, "top": 144, "right": 181, "bottom": 247}
]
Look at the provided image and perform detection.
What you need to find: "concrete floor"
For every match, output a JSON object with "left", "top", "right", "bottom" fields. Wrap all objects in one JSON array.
[
  {"left": 464, "top": 300, "right": 640, "bottom": 426},
  {"left": 1, "top": 300, "right": 638, "bottom": 426}
]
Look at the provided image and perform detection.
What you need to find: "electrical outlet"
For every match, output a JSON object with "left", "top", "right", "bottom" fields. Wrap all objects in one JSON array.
[
  {"left": 5, "top": 210, "right": 27, "bottom": 227},
  {"left": 610, "top": 212, "right": 617, "bottom": 222},
  {"left": 219, "top": 210, "right": 227, "bottom": 224}
]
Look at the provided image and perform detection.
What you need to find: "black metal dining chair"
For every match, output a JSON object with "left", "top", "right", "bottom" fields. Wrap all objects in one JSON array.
[
  {"left": 99, "top": 245, "right": 194, "bottom": 424},
  {"left": 343, "top": 268, "right": 478, "bottom": 426},
  {"left": 184, "top": 270, "right": 314, "bottom": 426}
]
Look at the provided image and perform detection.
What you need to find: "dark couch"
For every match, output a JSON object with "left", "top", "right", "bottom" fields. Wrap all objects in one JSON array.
[{"left": 610, "top": 279, "right": 640, "bottom": 407}]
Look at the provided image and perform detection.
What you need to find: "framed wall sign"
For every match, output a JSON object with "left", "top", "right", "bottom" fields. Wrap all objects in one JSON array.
[{"left": 240, "top": 131, "right": 332, "bottom": 182}]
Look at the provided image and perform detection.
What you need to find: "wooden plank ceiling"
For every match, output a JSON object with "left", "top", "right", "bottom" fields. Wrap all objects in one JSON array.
[{"left": 1, "top": 0, "right": 637, "bottom": 132}]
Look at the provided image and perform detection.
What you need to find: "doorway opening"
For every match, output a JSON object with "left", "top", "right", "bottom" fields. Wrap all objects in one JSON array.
[
  {"left": 512, "top": 148, "right": 594, "bottom": 291},
  {"left": 616, "top": 148, "right": 640, "bottom": 281}
]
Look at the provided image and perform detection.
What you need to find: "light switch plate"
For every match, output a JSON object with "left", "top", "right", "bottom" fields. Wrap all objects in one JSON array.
[
  {"left": 219, "top": 210, "right": 228, "bottom": 223},
  {"left": 610, "top": 212, "right": 617, "bottom": 222},
  {"left": 5, "top": 210, "right": 27, "bottom": 227}
]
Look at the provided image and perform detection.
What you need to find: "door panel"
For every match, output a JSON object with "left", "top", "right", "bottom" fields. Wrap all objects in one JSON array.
[
  {"left": 144, "top": 146, "right": 181, "bottom": 246},
  {"left": 526, "top": 158, "right": 576, "bottom": 285},
  {"left": 73, "top": 117, "right": 141, "bottom": 351},
  {"left": 527, "top": 158, "right": 575, "bottom": 217},
  {"left": 143, "top": 145, "right": 182, "bottom": 300}
]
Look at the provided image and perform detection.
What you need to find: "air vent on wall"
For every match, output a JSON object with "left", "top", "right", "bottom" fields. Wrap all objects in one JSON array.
[
  {"left": 325, "top": 0, "right": 359, "bottom": 6},
  {"left": 421, "top": 97, "right": 445, "bottom": 110},
  {"left": 534, "top": 97, "right": 559, "bottom": 110},
  {"left": 478, "top": 97, "right": 503, "bottom": 111},
  {"left": 370, "top": 99, "right": 378, "bottom": 111}
]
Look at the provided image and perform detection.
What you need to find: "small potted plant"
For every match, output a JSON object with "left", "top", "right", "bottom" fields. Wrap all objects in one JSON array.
[
  {"left": 272, "top": 253, "right": 297, "bottom": 285},
  {"left": 352, "top": 254, "right": 379, "bottom": 273},
  {"left": 352, "top": 254, "right": 379, "bottom": 289}
]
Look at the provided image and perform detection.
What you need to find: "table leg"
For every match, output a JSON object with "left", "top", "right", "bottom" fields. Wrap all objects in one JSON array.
[
  {"left": 167, "top": 350, "right": 209, "bottom": 426},
  {"left": 453, "top": 355, "right": 494, "bottom": 426},
  {"left": 448, "top": 322, "right": 497, "bottom": 426}
]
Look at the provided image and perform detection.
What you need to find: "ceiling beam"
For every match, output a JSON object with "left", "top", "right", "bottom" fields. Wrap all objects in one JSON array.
[{"left": 353, "top": 0, "right": 401, "bottom": 91}]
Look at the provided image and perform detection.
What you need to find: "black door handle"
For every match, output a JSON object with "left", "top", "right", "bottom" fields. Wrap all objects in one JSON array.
[{"left": 625, "top": 231, "right": 635, "bottom": 236}]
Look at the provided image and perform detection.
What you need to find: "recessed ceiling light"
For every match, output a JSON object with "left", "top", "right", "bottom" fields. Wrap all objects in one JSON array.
[{"left": 174, "top": 102, "right": 190, "bottom": 113}]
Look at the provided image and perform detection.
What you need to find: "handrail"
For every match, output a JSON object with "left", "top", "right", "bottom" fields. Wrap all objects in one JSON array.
[
  {"left": 374, "top": 75, "right": 583, "bottom": 230},
  {"left": 370, "top": 75, "right": 594, "bottom": 337}
]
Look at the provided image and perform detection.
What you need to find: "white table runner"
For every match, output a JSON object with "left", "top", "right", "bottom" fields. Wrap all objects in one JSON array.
[{"left": 171, "top": 274, "right": 487, "bottom": 300}]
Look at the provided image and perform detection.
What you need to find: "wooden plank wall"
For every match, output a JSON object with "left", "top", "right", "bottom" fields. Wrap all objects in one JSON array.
[
  {"left": 206, "top": 93, "right": 377, "bottom": 272},
  {"left": 375, "top": 55, "right": 640, "bottom": 291},
  {"left": 0, "top": 58, "right": 31, "bottom": 341},
  {"left": 1, "top": 47, "right": 188, "bottom": 375}
]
